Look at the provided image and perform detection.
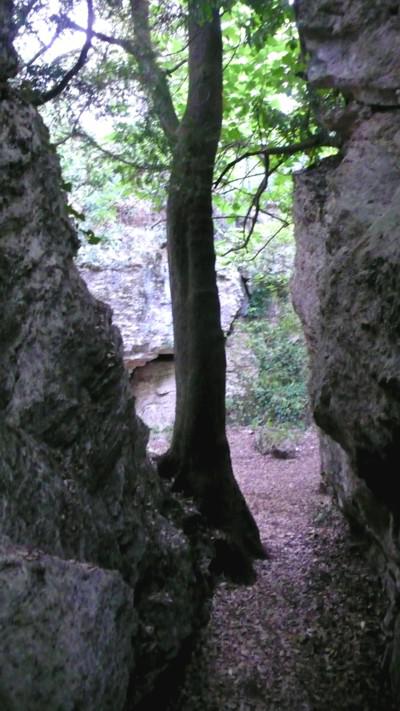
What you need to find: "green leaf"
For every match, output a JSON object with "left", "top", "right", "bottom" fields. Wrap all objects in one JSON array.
[{"left": 84, "top": 230, "right": 103, "bottom": 245}]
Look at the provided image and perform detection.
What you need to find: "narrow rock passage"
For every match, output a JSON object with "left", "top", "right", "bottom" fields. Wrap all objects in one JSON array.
[{"left": 169, "top": 428, "right": 395, "bottom": 711}]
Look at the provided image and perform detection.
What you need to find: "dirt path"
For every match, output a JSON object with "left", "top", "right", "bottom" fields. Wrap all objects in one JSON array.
[{"left": 169, "top": 428, "right": 395, "bottom": 711}]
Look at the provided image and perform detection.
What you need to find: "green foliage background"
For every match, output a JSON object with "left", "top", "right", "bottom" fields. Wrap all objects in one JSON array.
[{"left": 226, "top": 241, "right": 309, "bottom": 429}]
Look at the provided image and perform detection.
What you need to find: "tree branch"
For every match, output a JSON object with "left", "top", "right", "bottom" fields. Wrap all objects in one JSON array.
[
  {"left": 242, "top": 151, "right": 270, "bottom": 246},
  {"left": 165, "top": 57, "right": 186, "bottom": 75},
  {"left": 130, "top": 0, "right": 179, "bottom": 148},
  {"left": 60, "top": 17, "right": 136, "bottom": 54},
  {"left": 214, "top": 132, "right": 340, "bottom": 189},
  {"left": 161, "top": 40, "right": 190, "bottom": 58},
  {"left": 58, "top": 1, "right": 179, "bottom": 148},
  {"left": 15, "top": 0, "right": 38, "bottom": 29},
  {"left": 247, "top": 224, "right": 288, "bottom": 262},
  {"left": 219, "top": 154, "right": 291, "bottom": 257},
  {"left": 220, "top": 222, "right": 288, "bottom": 260},
  {"left": 33, "top": 0, "right": 94, "bottom": 106},
  {"left": 259, "top": 208, "right": 290, "bottom": 225},
  {"left": 25, "top": 26, "right": 60, "bottom": 67},
  {"left": 74, "top": 129, "right": 166, "bottom": 172}
]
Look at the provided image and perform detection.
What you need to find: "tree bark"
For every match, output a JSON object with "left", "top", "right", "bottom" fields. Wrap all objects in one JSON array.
[
  {"left": 157, "top": 2, "right": 265, "bottom": 574},
  {"left": 130, "top": 0, "right": 179, "bottom": 149}
]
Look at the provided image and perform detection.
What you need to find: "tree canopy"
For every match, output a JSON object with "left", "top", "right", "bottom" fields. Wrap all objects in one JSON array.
[{"left": 15, "top": 0, "right": 340, "bottom": 251}]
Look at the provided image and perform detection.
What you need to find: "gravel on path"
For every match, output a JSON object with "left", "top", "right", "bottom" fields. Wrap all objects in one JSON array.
[{"left": 169, "top": 427, "right": 395, "bottom": 711}]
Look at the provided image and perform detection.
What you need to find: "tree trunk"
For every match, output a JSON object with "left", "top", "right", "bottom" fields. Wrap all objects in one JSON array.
[{"left": 157, "top": 2, "right": 265, "bottom": 575}]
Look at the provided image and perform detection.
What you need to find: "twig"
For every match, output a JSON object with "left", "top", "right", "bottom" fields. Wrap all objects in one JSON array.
[
  {"left": 34, "top": 0, "right": 94, "bottom": 106},
  {"left": 223, "top": 41, "right": 242, "bottom": 72},
  {"left": 161, "top": 39, "right": 190, "bottom": 58},
  {"left": 25, "top": 26, "right": 60, "bottom": 67},
  {"left": 75, "top": 129, "right": 166, "bottom": 172},
  {"left": 246, "top": 224, "right": 288, "bottom": 262},
  {"left": 60, "top": 16, "right": 136, "bottom": 54},
  {"left": 214, "top": 132, "right": 339, "bottom": 189},
  {"left": 242, "top": 152, "right": 270, "bottom": 246},
  {"left": 165, "top": 58, "right": 186, "bottom": 75},
  {"left": 15, "top": 0, "right": 39, "bottom": 28}
]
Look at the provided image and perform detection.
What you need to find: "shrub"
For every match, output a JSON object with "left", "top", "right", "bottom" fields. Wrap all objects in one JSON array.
[{"left": 227, "top": 270, "right": 309, "bottom": 428}]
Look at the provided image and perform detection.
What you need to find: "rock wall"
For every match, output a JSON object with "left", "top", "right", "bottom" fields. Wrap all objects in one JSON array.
[
  {"left": 0, "top": 61, "right": 212, "bottom": 711},
  {"left": 79, "top": 222, "right": 173, "bottom": 366},
  {"left": 79, "top": 219, "right": 247, "bottom": 365},
  {"left": 79, "top": 210, "right": 250, "bottom": 438},
  {"left": 293, "top": 0, "right": 400, "bottom": 697}
]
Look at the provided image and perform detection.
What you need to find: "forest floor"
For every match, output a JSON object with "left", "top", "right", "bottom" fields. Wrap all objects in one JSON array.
[{"left": 166, "top": 427, "right": 396, "bottom": 711}]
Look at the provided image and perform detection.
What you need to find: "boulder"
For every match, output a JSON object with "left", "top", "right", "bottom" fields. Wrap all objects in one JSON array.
[
  {"left": 293, "top": 0, "right": 400, "bottom": 698},
  {"left": 0, "top": 68, "right": 212, "bottom": 709},
  {"left": 254, "top": 425, "right": 298, "bottom": 459},
  {"left": 296, "top": 114, "right": 400, "bottom": 479},
  {"left": 0, "top": 544, "right": 135, "bottom": 711}
]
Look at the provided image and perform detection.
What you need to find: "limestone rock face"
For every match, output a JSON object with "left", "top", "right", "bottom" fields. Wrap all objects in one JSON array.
[
  {"left": 79, "top": 219, "right": 247, "bottom": 365},
  {"left": 132, "top": 358, "right": 176, "bottom": 437},
  {"left": 300, "top": 114, "right": 400, "bottom": 474},
  {"left": 79, "top": 210, "right": 248, "bottom": 437},
  {"left": 293, "top": 0, "right": 400, "bottom": 698},
  {"left": 296, "top": 0, "right": 400, "bottom": 105},
  {"left": 0, "top": 545, "right": 135, "bottom": 711},
  {"left": 0, "top": 90, "right": 211, "bottom": 708},
  {"left": 79, "top": 225, "right": 173, "bottom": 364}
]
